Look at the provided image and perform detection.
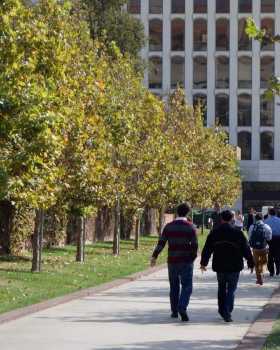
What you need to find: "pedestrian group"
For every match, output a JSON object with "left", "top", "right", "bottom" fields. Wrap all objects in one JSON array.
[{"left": 150, "top": 203, "right": 280, "bottom": 323}]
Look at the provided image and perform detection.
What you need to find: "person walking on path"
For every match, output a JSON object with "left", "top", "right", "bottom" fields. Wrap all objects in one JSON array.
[
  {"left": 248, "top": 213, "right": 272, "bottom": 285},
  {"left": 246, "top": 208, "right": 255, "bottom": 232},
  {"left": 200, "top": 210, "right": 254, "bottom": 323},
  {"left": 264, "top": 208, "right": 280, "bottom": 276},
  {"left": 234, "top": 210, "right": 244, "bottom": 230},
  {"left": 151, "top": 203, "right": 198, "bottom": 322}
]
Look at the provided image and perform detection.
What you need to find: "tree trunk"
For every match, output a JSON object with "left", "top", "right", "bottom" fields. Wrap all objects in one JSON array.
[
  {"left": 158, "top": 207, "right": 165, "bottom": 236},
  {"left": 95, "top": 207, "right": 115, "bottom": 242},
  {"left": 113, "top": 198, "right": 120, "bottom": 255},
  {"left": 120, "top": 209, "right": 135, "bottom": 240},
  {"left": 134, "top": 218, "right": 140, "bottom": 250},
  {"left": 66, "top": 214, "right": 77, "bottom": 244},
  {"left": 31, "top": 209, "right": 44, "bottom": 273},
  {"left": 0, "top": 200, "right": 14, "bottom": 254},
  {"left": 76, "top": 216, "right": 85, "bottom": 263},
  {"left": 201, "top": 209, "right": 205, "bottom": 235},
  {"left": 144, "top": 206, "right": 158, "bottom": 236}
]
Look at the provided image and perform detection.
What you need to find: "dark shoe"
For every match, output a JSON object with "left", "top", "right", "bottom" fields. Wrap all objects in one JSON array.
[
  {"left": 179, "top": 312, "right": 189, "bottom": 322},
  {"left": 171, "top": 312, "right": 178, "bottom": 318},
  {"left": 223, "top": 315, "right": 233, "bottom": 323},
  {"left": 270, "top": 273, "right": 275, "bottom": 277},
  {"left": 256, "top": 276, "right": 263, "bottom": 285}
]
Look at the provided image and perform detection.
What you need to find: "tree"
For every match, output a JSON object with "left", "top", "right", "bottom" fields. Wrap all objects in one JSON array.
[
  {"left": 81, "top": 0, "right": 145, "bottom": 58},
  {"left": 0, "top": 0, "right": 107, "bottom": 268},
  {"left": 150, "top": 89, "right": 241, "bottom": 211}
]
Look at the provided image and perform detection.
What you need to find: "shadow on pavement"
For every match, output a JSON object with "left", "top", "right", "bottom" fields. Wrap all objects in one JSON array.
[
  {"left": 92, "top": 339, "right": 238, "bottom": 350},
  {"left": 35, "top": 269, "right": 278, "bottom": 326}
]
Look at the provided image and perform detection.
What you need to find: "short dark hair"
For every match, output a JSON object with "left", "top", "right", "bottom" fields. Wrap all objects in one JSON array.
[
  {"left": 221, "top": 210, "right": 234, "bottom": 222},
  {"left": 177, "top": 203, "right": 191, "bottom": 217},
  {"left": 269, "top": 207, "right": 276, "bottom": 216},
  {"left": 255, "top": 213, "right": 263, "bottom": 221}
]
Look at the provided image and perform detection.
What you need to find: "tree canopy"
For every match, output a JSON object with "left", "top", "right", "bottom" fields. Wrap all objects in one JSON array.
[{"left": 0, "top": 0, "right": 241, "bottom": 267}]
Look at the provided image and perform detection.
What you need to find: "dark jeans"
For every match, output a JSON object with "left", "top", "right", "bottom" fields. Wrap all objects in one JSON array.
[
  {"left": 268, "top": 237, "right": 280, "bottom": 276},
  {"left": 168, "top": 262, "right": 193, "bottom": 314},
  {"left": 217, "top": 272, "right": 240, "bottom": 318}
]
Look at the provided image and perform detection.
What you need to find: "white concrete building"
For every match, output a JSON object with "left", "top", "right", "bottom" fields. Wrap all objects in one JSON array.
[{"left": 128, "top": 0, "right": 280, "bottom": 210}]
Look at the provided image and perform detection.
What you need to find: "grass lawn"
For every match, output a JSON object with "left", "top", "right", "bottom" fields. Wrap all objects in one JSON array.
[
  {"left": 0, "top": 233, "right": 208, "bottom": 315},
  {"left": 263, "top": 317, "right": 280, "bottom": 350}
]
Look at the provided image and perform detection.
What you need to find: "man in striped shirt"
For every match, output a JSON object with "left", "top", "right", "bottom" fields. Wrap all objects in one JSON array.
[{"left": 151, "top": 203, "right": 198, "bottom": 322}]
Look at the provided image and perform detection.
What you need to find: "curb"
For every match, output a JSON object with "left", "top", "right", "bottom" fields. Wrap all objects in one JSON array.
[
  {"left": 236, "top": 284, "right": 280, "bottom": 350},
  {"left": 0, "top": 263, "right": 166, "bottom": 326}
]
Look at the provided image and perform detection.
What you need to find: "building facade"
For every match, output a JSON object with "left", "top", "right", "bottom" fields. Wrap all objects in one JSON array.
[{"left": 128, "top": 0, "right": 280, "bottom": 210}]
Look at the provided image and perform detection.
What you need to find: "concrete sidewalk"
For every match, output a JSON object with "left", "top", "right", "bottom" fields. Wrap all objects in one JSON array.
[{"left": 0, "top": 263, "right": 279, "bottom": 350}]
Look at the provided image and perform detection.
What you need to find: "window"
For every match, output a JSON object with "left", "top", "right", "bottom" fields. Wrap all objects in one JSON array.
[
  {"left": 261, "top": 56, "right": 274, "bottom": 88},
  {"left": 127, "top": 0, "right": 141, "bottom": 14},
  {"left": 193, "top": 19, "right": 207, "bottom": 51},
  {"left": 171, "top": 19, "right": 185, "bottom": 51},
  {"left": 171, "top": 56, "right": 185, "bottom": 88},
  {"left": 238, "top": 132, "right": 252, "bottom": 160},
  {"left": 193, "top": 56, "right": 207, "bottom": 89},
  {"left": 149, "top": 57, "right": 162, "bottom": 89},
  {"left": 149, "top": 0, "right": 163, "bottom": 14},
  {"left": 193, "top": 94, "right": 207, "bottom": 126},
  {"left": 172, "top": 0, "right": 185, "bottom": 13},
  {"left": 260, "top": 95, "right": 274, "bottom": 126},
  {"left": 238, "top": 18, "right": 252, "bottom": 50},
  {"left": 216, "top": 56, "right": 229, "bottom": 88},
  {"left": 216, "top": 0, "right": 230, "bottom": 13},
  {"left": 216, "top": 19, "right": 229, "bottom": 51},
  {"left": 194, "top": 0, "right": 207, "bottom": 13},
  {"left": 238, "top": 0, "right": 252, "bottom": 13},
  {"left": 261, "top": 0, "right": 275, "bottom": 13},
  {"left": 216, "top": 94, "right": 229, "bottom": 126},
  {"left": 261, "top": 18, "right": 275, "bottom": 51},
  {"left": 260, "top": 132, "right": 274, "bottom": 160},
  {"left": 149, "top": 19, "right": 163, "bottom": 51},
  {"left": 238, "top": 94, "right": 252, "bottom": 126},
  {"left": 238, "top": 56, "right": 252, "bottom": 88}
]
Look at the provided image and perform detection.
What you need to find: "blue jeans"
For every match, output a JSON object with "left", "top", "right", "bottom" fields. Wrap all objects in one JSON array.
[
  {"left": 217, "top": 272, "right": 240, "bottom": 318},
  {"left": 168, "top": 263, "right": 194, "bottom": 314}
]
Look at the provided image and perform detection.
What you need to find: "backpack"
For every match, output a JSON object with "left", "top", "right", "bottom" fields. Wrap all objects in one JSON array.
[{"left": 249, "top": 223, "right": 266, "bottom": 249}]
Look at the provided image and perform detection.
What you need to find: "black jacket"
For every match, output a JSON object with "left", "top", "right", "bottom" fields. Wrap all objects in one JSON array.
[{"left": 200, "top": 223, "right": 254, "bottom": 273}]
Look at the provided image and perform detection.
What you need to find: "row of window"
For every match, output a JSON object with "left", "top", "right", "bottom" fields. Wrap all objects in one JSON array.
[
  {"left": 192, "top": 93, "right": 274, "bottom": 127},
  {"left": 238, "top": 131, "right": 274, "bottom": 160},
  {"left": 149, "top": 55, "right": 274, "bottom": 90},
  {"left": 128, "top": 0, "right": 275, "bottom": 14},
  {"left": 149, "top": 18, "right": 275, "bottom": 52}
]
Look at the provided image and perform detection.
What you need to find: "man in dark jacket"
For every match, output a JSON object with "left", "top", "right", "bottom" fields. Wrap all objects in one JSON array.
[
  {"left": 200, "top": 210, "right": 254, "bottom": 322},
  {"left": 151, "top": 203, "right": 198, "bottom": 322}
]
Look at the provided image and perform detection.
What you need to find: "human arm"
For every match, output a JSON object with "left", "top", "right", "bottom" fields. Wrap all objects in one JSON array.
[
  {"left": 240, "top": 231, "right": 254, "bottom": 270},
  {"left": 150, "top": 227, "right": 168, "bottom": 266},
  {"left": 248, "top": 224, "right": 254, "bottom": 241},
  {"left": 264, "top": 224, "right": 272, "bottom": 242},
  {"left": 189, "top": 225, "right": 199, "bottom": 261}
]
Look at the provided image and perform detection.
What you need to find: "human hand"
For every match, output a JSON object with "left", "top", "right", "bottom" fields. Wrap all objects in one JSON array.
[{"left": 150, "top": 257, "right": 157, "bottom": 267}]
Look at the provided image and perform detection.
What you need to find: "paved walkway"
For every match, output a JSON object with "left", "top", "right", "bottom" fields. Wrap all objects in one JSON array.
[{"left": 0, "top": 263, "right": 279, "bottom": 350}]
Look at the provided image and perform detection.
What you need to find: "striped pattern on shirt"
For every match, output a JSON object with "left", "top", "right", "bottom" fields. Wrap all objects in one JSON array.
[{"left": 152, "top": 219, "right": 198, "bottom": 264}]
